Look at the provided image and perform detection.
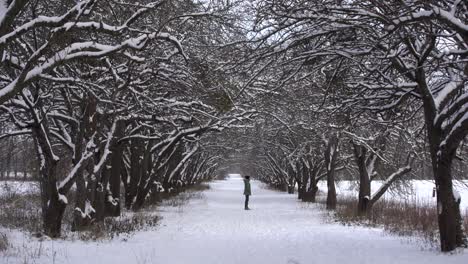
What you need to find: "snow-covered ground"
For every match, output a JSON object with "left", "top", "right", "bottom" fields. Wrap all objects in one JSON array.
[
  {"left": 317, "top": 180, "right": 468, "bottom": 210},
  {"left": 1, "top": 175, "right": 467, "bottom": 264},
  {"left": 0, "top": 180, "right": 39, "bottom": 196}
]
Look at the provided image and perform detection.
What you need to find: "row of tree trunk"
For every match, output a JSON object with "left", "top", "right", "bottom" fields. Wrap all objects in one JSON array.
[
  {"left": 268, "top": 129, "right": 466, "bottom": 252},
  {"left": 32, "top": 97, "right": 214, "bottom": 237}
]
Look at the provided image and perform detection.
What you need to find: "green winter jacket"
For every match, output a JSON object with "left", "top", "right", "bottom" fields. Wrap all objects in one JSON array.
[{"left": 243, "top": 179, "right": 251, "bottom": 196}]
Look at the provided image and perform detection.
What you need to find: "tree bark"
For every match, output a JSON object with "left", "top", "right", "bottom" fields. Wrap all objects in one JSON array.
[
  {"left": 435, "top": 152, "right": 464, "bottom": 251},
  {"left": 132, "top": 141, "right": 153, "bottom": 210},
  {"left": 72, "top": 127, "right": 88, "bottom": 230},
  {"left": 43, "top": 189, "right": 66, "bottom": 238},
  {"left": 288, "top": 178, "right": 295, "bottom": 194},
  {"left": 418, "top": 76, "right": 466, "bottom": 251},
  {"left": 72, "top": 167, "right": 89, "bottom": 231},
  {"left": 126, "top": 138, "right": 143, "bottom": 209},
  {"left": 411, "top": 59, "right": 466, "bottom": 251},
  {"left": 298, "top": 166, "right": 306, "bottom": 200},
  {"left": 33, "top": 127, "right": 66, "bottom": 238},
  {"left": 105, "top": 121, "right": 125, "bottom": 217},
  {"left": 325, "top": 134, "right": 339, "bottom": 210},
  {"left": 370, "top": 163, "right": 412, "bottom": 206},
  {"left": 353, "top": 143, "right": 371, "bottom": 216},
  {"left": 303, "top": 162, "right": 321, "bottom": 202},
  {"left": 94, "top": 165, "right": 110, "bottom": 222}
]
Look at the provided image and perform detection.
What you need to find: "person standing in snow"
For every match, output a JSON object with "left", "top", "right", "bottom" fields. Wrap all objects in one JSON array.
[{"left": 243, "top": 175, "right": 251, "bottom": 210}]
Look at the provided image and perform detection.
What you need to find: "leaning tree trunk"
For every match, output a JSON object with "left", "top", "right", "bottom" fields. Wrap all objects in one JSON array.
[{"left": 368, "top": 163, "right": 412, "bottom": 212}]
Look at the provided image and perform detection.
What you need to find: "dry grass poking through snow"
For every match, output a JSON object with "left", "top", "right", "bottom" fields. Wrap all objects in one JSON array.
[
  {"left": 0, "top": 231, "right": 8, "bottom": 252},
  {"left": 66, "top": 184, "right": 209, "bottom": 241},
  {"left": 317, "top": 195, "right": 468, "bottom": 247},
  {"left": 0, "top": 184, "right": 42, "bottom": 233},
  {"left": 0, "top": 181, "right": 210, "bottom": 243},
  {"left": 0, "top": 183, "right": 211, "bottom": 263},
  {"left": 161, "top": 183, "right": 209, "bottom": 208},
  {"left": 75, "top": 213, "right": 162, "bottom": 241}
]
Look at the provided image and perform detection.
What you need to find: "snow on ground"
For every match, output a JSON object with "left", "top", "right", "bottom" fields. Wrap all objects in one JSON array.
[
  {"left": 317, "top": 180, "right": 468, "bottom": 210},
  {"left": 0, "top": 180, "right": 39, "bottom": 196},
  {"left": 1, "top": 175, "right": 468, "bottom": 264}
]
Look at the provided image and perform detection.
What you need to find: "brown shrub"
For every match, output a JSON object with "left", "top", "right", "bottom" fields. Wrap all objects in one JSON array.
[
  {"left": 0, "top": 181, "right": 209, "bottom": 242},
  {"left": 75, "top": 183, "right": 209, "bottom": 241},
  {"left": 145, "top": 183, "right": 209, "bottom": 207},
  {"left": 316, "top": 195, "right": 468, "bottom": 246},
  {"left": 76, "top": 213, "right": 161, "bottom": 241},
  {"left": 0, "top": 190, "right": 42, "bottom": 233}
]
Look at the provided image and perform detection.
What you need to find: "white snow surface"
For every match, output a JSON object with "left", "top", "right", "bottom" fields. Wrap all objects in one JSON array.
[
  {"left": 0, "top": 180, "right": 39, "bottom": 195},
  {"left": 318, "top": 180, "right": 468, "bottom": 210},
  {"left": 1, "top": 175, "right": 468, "bottom": 263}
]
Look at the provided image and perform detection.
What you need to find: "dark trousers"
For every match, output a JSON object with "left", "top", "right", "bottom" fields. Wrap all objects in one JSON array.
[{"left": 244, "top": 195, "right": 250, "bottom": 209}]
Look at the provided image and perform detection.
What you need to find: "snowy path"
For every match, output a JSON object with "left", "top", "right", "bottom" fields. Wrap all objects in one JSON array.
[{"left": 2, "top": 175, "right": 468, "bottom": 264}]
